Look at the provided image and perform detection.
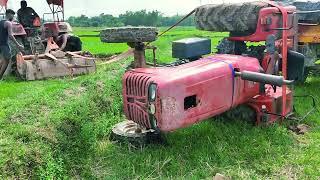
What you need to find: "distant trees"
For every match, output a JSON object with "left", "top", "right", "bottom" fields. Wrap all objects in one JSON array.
[{"left": 67, "top": 10, "right": 195, "bottom": 27}]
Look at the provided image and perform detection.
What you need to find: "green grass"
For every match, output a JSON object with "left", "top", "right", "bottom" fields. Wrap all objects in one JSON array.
[{"left": 0, "top": 27, "right": 319, "bottom": 179}]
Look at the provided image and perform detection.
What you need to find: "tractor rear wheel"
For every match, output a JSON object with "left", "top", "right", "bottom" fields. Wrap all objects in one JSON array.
[
  {"left": 195, "top": 2, "right": 267, "bottom": 33},
  {"left": 64, "top": 36, "right": 82, "bottom": 52}
]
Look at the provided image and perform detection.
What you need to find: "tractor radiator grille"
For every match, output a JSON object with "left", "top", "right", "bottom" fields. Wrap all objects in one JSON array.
[
  {"left": 127, "top": 104, "right": 150, "bottom": 128},
  {"left": 125, "top": 73, "right": 152, "bottom": 128},
  {"left": 125, "top": 73, "right": 151, "bottom": 97}
]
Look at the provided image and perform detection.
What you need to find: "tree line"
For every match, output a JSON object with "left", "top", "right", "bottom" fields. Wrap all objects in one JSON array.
[{"left": 67, "top": 10, "right": 195, "bottom": 27}]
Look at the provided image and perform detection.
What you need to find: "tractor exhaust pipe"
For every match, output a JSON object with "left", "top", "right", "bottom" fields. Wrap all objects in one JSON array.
[{"left": 235, "top": 71, "right": 294, "bottom": 86}]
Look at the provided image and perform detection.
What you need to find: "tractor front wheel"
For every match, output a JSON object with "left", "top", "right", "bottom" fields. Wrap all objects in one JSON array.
[{"left": 110, "top": 120, "right": 164, "bottom": 146}]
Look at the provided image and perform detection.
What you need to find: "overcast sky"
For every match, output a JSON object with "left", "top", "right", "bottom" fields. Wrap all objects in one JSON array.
[{"left": 6, "top": 0, "right": 256, "bottom": 18}]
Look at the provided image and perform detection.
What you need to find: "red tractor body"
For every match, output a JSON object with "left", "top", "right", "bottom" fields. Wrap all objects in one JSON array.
[
  {"left": 123, "top": 54, "right": 293, "bottom": 132},
  {"left": 43, "top": 21, "right": 72, "bottom": 37},
  {"left": 119, "top": 2, "right": 298, "bottom": 134},
  {"left": 11, "top": 22, "right": 27, "bottom": 36},
  {"left": 105, "top": 2, "right": 302, "bottom": 143}
]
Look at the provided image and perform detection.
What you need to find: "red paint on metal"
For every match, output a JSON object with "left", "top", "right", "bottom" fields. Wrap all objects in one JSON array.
[
  {"left": 266, "top": 1, "right": 290, "bottom": 120},
  {"left": 229, "top": 6, "right": 296, "bottom": 42},
  {"left": 123, "top": 72, "right": 152, "bottom": 129},
  {"left": 231, "top": 2, "right": 294, "bottom": 121},
  {"left": 43, "top": 22, "right": 71, "bottom": 37},
  {"left": 123, "top": 54, "right": 261, "bottom": 132},
  {"left": 11, "top": 22, "right": 27, "bottom": 36},
  {"left": 248, "top": 85, "right": 293, "bottom": 124},
  {"left": 0, "top": 0, "right": 7, "bottom": 7},
  {"left": 122, "top": 2, "right": 296, "bottom": 132}
]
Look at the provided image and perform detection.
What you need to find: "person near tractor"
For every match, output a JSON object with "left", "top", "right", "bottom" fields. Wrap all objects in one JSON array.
[
  {"left": 17, "top": 0, "right": 40, "bottom": 27},
  {"left": 0, "top": 9, "right": 24, "bottom": 79}
]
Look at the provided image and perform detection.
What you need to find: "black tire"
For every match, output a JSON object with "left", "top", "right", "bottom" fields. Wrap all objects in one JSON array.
[
  {"left": 64, "top": 36, "right": 82, "bottom": 52},
  {"left": 276, "top": 1, "right": 320, "bottom": 23},
  {"left": 100, "top": 27, "right": 158, "bottom": 43},
  {"left": 222, "top": 105, "right": 257, "bottom": 125},
  {"left": 217, "top": 38, "right": 247, "bottom": 55},
  {"left": 195, "top": 2, "right": 267, "bottom": 33}
]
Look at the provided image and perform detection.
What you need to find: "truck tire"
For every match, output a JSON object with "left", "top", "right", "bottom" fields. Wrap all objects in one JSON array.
[
  {"left": 276, "top": 1, "right": 320, "bottom": 23},
  {"left": 100, "top": 27, "right": 158, "bottom": 43},
  {"left": 195, "top": 2, "right": 267, "bottom": 33}
]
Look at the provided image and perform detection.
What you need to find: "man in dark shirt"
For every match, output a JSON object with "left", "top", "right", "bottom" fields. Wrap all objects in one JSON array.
[
  {"left": 17, "top": 0, "right": 40, "bottom": 27},
  {"left": 0, "top": 9, "right": 24, "bottom": 79}
]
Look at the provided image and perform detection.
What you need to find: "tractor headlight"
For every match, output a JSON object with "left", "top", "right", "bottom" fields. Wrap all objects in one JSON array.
[
  {"left": 148, "top": 83, "right": 157, "bottom": 102},
  {"left": 149, "top": 104, "right": 156, "bottom": 115}
]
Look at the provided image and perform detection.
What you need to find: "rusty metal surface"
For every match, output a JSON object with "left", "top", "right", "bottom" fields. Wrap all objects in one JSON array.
[
  {"left": 100, "top": 27, "right": 158, "bottom": 43},
  {"left": 16, "top": 52, "right": 96, "bottom": 81}
]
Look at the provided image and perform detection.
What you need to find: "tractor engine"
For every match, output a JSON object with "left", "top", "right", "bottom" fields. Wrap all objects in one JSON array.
[{"left": 123, "top": 54, "right": 263, "bottom": 132}]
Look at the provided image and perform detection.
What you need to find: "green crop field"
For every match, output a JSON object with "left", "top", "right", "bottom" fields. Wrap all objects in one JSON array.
[{"left": 0, "top": 27, "right": 319, "bottom": 179}]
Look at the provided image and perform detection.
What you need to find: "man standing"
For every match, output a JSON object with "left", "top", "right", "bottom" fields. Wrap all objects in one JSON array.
[
  {"left": 17, "top": 0, "right": 40, "bottom": 27},
  {"left": 0, "top": 9, "right": 24, "bottom": 79}
]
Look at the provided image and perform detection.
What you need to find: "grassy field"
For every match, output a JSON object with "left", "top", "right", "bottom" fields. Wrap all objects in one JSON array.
[{"left": 0, "top": 27, "right": 319, "bottom": 179}]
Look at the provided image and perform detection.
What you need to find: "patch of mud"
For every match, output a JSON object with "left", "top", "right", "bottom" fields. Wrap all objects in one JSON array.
[
  {"left": 34, "top": 125, "right": 58, "bottom": 144},
  {"left": 288, "top": 124, "right": 311, "bottom": 135},
  {"left": 276, "top": 165, "right": 299, "bottom": 180},
  {"left": 63, "top": 86, "right": 87, "bottom": 98}
]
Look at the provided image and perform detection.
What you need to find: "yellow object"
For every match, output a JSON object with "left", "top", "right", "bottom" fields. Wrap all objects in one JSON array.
[{"left": 299, "top": 25, "right": 320, "bottom": 43}]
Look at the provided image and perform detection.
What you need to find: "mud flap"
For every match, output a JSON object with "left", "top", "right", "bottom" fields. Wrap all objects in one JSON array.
[
  {"left": 287, "top": 50, "right": 306, "bottom": 83},
  {"left": 279, "top": 51, "right": 306, "bottom": 83}
]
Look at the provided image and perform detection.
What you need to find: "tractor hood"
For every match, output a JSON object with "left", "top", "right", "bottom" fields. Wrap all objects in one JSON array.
[
  {"left": 123, "top": 54, "right": 262, "bottom": 132},
  {"left": 131, "top": 54, "right": 261, "bottom": 84}
]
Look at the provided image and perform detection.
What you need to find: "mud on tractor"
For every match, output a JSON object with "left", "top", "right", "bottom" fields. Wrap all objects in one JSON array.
[
  {"left": 99, "top": 1, "right": 319, "bottom": 145},
  {"left": 0, "top": 0, "right": 96, "bottom": 81}
]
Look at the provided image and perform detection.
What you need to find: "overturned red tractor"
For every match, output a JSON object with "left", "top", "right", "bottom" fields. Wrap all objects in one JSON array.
[{"left": 101, "top": 1, "right": 311, "bottom": 144}]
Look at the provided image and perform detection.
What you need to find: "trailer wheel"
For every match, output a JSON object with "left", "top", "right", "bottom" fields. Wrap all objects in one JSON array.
[{"left": 195, "top": 2, "right": 267, "bottom": 33}]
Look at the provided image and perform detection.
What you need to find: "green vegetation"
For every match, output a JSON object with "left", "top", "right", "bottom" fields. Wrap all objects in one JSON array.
[
  {"left": 0, "top": 27, "right": 319, "bottom": 179},
  {"left": 68, "top": 10, "right": 194, "bottom": 27}
]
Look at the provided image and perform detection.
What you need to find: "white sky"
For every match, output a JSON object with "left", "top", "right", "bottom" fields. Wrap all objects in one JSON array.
[{"left": 6, "top": 0, "right": 256, "bottom": 18}]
